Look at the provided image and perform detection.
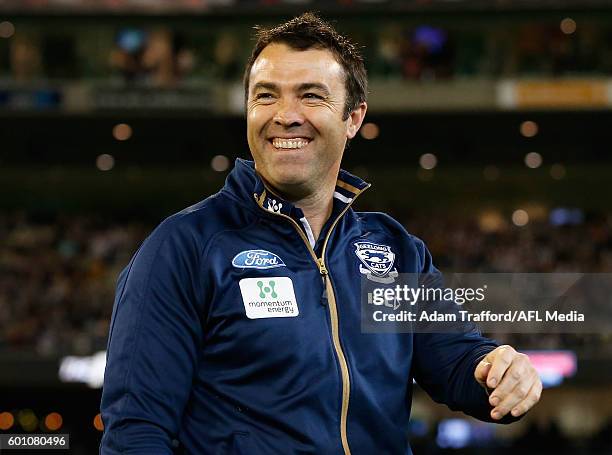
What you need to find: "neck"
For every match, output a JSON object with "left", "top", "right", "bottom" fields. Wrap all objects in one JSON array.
[
  {"left": 262, "top": 176, "right": 336, "bottom": 243},
  {"left": 293, "top": 186, "right": 335, "bottom": 242}
]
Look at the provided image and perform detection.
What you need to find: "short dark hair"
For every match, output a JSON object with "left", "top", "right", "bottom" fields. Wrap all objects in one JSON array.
[{"left": 243, "top": 12, "right": 368, "bottom": 120}]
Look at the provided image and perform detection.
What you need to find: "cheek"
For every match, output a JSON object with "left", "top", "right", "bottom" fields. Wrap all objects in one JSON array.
[
  {"left": 247, "top": 106, "right": 269, "bottom": 134},
  {"left": 308, "top": 109, "right": 345, "bottom": 135},
  {"left": 246, "top": 122, "right": 261, "bottom": 158},
  {"left": 318, "top": 116, "right": 350, "bottom": 145}
]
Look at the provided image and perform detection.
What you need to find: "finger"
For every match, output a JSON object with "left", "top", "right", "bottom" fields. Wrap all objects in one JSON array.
[
  {"left": 509, "top": 377, "right": 543, "bottom": 418},
  {"left": 486, "top": 345, "right": 515, "bottom": 389},
  {"left": 491, "top": 371, "right": 539, "bottom": 420},
  {"left": 474, "top": 359, "right": 492, "bottom": 385},
  {"left": 488, "top": 353, "right": 529, "bottom": 407}
]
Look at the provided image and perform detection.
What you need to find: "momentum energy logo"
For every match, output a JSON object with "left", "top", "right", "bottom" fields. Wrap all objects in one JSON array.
[
  {"left": 257, "top": 280, "right": 277, "bottom": 298},
  {"left": 239, "top": 277, "right": 299, "bottom": 319}
]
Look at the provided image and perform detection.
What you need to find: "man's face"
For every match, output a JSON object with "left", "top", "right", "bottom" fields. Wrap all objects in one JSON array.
[{"left": 246, "top": 43, "right": 366, "bottom": 198}]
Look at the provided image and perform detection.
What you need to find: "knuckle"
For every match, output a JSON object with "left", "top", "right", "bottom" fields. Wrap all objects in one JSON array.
[
  {"left": 499, "top": 380, "right": 514, "bottom": 395},
  {"left": 492, "top": 390, "right": 506, "bottom": 402},
  {"left": 503, "top": 350, "right": 516, "bottom": 363},
  {"left": 526, "top": 367, "right": 536, "bottom": 379},
  {"left": 516, "top": 385, "right": 529, "bottom": 399},
  {"left": 495, "top": 346, "right": 507, "bottom": 357}
]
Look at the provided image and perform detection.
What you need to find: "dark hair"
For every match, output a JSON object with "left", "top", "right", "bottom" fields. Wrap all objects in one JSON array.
[{"left": 243, "top": 12, "right": 368, "bottom": 120}]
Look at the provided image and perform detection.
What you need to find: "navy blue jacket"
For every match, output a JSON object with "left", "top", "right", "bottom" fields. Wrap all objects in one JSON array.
[{"left": 100, "top": 159, "right": 501, "bottom": 454}]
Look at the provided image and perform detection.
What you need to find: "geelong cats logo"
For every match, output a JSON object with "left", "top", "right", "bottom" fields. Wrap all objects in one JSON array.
[{"left": 354, "top": 241, "right": 398, "bottom": 283}]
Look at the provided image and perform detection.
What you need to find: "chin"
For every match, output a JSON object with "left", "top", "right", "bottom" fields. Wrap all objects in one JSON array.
[
  {"left": 259, "top": 167, "right": 309, "bottom": 193},
  {"left": 268, "top": 160, "right": 309, "bottom": 179},
  {"left": 270, "top": 173, "right": 308, "bottom": 188}
]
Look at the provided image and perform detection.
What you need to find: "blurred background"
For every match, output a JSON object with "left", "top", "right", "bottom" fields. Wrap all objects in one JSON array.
[{"left": 1, "top": 0, "right": 612, "bottom": 453}]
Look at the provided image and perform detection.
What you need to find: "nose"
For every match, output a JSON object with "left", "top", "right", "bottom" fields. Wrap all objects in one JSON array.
[{"left": 272, "top": 97, "right": 304, "bottom": 128}]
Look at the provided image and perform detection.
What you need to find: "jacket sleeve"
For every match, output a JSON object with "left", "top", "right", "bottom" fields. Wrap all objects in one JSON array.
[
  {"left": 410, "top": 237, "right": 517, "bottom": 423},
  {"left": 100, "top": 218, "right": 205, "bottom": 454}
]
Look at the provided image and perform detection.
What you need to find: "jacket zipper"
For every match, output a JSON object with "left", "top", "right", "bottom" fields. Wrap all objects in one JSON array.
[{"left": 254, "top": 185, "right": 370, "bottom": 455}]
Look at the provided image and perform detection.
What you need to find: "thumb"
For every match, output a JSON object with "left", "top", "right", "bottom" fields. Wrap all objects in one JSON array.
[{"left": 474, "top": 359, "right": 492, "bottom": 385}]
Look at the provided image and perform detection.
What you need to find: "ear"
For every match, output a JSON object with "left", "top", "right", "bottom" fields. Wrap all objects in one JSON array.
[{"left": 346, "top": 102, "right": 368, "bottom": 140}]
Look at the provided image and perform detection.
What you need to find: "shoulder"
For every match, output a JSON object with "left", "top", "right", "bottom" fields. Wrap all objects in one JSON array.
[
  {"left": 140, "top": 190, "right": 257, "bottom": 259},
  {"left": 355, "top": 210, "right": 427, "bottom": 249}
]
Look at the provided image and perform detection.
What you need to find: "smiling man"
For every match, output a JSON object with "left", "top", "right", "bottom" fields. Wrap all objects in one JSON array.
[
  {"left": 100, "top": 13, "right": 541, "bottom": 454},
  {"left": 245, "top": 28, "right": 367, "bottom": 242}
]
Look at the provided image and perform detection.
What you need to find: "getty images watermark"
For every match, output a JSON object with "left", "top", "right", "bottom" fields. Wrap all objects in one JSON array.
[{"left": 361, "top": 273, "right": 612, "bottom": 333}]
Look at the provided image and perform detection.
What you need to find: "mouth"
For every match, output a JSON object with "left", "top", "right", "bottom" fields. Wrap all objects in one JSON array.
[{"left": 269, "top": 137, "right": 311, "bottom": 150}]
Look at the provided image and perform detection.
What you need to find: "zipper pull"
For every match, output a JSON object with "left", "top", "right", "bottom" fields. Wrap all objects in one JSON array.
[
  {"left": 318, "top": 258, "right": 328, "bottom": 276},
  {"left": 318, "top": 258, "right": 329, "bottom": 306}
]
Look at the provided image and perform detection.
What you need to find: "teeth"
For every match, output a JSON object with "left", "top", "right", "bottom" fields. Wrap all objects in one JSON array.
[{"left": 272, "top": 138, "right": 309, "bottom": 149}]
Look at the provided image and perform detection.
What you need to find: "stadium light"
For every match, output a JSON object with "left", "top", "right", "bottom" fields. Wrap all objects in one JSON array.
[
  {"left": 112, "top": 123, "right": 132, "bottom": 141},
  {"left": 0, "top": 21, "right": 15, "bottom": 39},
  {"left": 512, "top": 209, "right": 529, "bottom": 227},
  {"left": 58, "top": 351, "right": 106, "bottom": 388},
  {"left": 44, "top": 413, "right": 63, "bottom": 431},
  {"left": 360, "top": 123, "right": 380, "bottom": 140},
  {"left": 94, "top": 414, "right": 104, "bottom": 432},
  {"left": 0, "top": 412, "right": 14, "bottom": 431},
  {"left": 560, "top": 18, "right": 577, "bottom": 35},
  {"left": 419, "top": 153, "right": 437, "bottom": 170},
  {"left": 17, "top": 409, "right": 38, "bottom": 432},
  {"left": 520, "top": 121, "right": 538, "bottom": 138},
  {"left": 96, "top": 154, "right": 115, "bottom": 171},
  {"left": 211, "top": 155, "right": 230, "bottom": 172},
  {"left": 525, "top": 152, "right": 543, "bottom": 169}
]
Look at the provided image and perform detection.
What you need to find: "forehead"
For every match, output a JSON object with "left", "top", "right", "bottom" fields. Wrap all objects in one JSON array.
[{"left": 249, "top": 43, "right": 345, "bottom": 90}]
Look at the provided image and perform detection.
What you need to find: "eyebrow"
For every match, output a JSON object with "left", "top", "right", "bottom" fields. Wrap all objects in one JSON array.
[
  {"left": 251, "top": 81, "right": 331, "bottom": 96},
  {"left": 251, "top": 82, "right": 278, "bottom": 94},
  {"left": 298, "top": 83, "right": 331, "bottom": 96}
]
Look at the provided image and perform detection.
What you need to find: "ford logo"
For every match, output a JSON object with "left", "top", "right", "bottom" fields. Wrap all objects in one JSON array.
[{"left": 232, "top": 250, "right": 286, "bottom": 269}]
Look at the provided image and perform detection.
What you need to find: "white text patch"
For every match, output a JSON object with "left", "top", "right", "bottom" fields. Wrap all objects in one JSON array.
[{"left": 239, "top": 277, "right": 299, "bottom": 319}]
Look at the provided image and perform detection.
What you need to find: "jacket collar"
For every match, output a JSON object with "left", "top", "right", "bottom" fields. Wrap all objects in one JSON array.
[{"left": 223, "top": 158, "right": 369, "bottom": 219}]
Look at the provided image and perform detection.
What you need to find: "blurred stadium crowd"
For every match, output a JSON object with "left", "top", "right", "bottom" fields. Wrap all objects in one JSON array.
[
  {"left": 1, "top": 17, "right": 611, "bottom": 86},
  {"left": 0, "top": 213, "right": 146, "bottom": 356},
  {"left": 1, "top": 208, "right": 611, "bottom": 357}
]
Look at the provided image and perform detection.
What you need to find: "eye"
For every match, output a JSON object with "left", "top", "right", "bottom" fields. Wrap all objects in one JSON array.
[
  {"left": 303, "top": 93, "right": 323, "bottom": 100},
  {"left": 255, "top": 93, "right": 274, "bottom": 100}
]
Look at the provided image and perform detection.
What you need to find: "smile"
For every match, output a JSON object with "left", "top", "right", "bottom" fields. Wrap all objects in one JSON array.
[{"left": 271, "top": 138, "right": 310, "bottom": 149}]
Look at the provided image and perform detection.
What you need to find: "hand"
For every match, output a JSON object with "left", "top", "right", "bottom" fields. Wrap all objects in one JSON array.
[{"left": 474, "top": 345, "right": 542, "bottom": 420}]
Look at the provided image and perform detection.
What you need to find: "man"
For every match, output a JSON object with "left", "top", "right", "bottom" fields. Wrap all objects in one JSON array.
[{"left": 100, "top": 13, "right": 541, "bottom": 454}]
